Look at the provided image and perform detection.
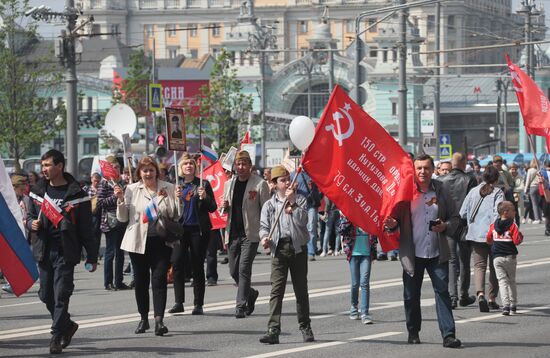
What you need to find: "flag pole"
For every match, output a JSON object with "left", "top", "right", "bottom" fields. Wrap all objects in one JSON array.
[
  {"left": 265, "top": 165, "right": 302, "bottom": 245},
  {"left": 127, "top": 158, "right": 134, "bottom": 184},
  {"left": 174, "top": 150, "right": 181, "bottom": 216},
  {"left": 199, "top": 117, "right": 203, "bottom": 188}
]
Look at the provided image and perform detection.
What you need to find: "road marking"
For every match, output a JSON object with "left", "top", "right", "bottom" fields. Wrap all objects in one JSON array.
[
  {"left": 1, "top": 258, "right": 549, "bottom": 340},
  {"left": 244, "top": 304, "right": 550, "bottom": 357},
  {"left": 242, "top": 332, "right": 403, "bottom": 358},
  {"left": 0, "top": 301, "right": 41, "bottom": 308}
]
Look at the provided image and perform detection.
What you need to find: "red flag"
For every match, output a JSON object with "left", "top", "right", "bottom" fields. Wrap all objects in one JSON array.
[
  {"left": 99, "top": 160, "right": 120, "bottom": 181},
  {"left": 201, "top": 161, "right": 228, "bottom": 230},
  {"left": 241, "top": 130, "right": 252, "bottom": 145},
  {"left": 302, "top": 85, "right": 414, "bottom": 252},
  {"left": 506, "top": 54, "right": 550, "bottom": 130},
  {"left": 526, "top": 127, "right": 550, "bottom": 153},
  {"left": 41, "top": 196, "right": 63, "bottom": 229}
]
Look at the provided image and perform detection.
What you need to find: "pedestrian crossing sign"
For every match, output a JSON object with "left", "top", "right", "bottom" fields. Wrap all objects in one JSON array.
[
  {"left": 148, "top": 84, "right": 163, "bottom": 112},
  {"left": 440, "top": 144, "right": 452, "bottom": 159}
]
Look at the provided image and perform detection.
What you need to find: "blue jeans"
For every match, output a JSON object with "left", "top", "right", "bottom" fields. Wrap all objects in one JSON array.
[
  {"left": 104, "top": 227, "right": 125, "bottom": 288},
  {"left": 403, "top": 257, "right": 455, "bottom": 338},
  {"left": 322, "top": 210, "right": 339, "bottom": 252},
  {"left": 307, "top": 207, "right": 319, "bottom": 256},
  {"left": 349, "top": 255, "right": 372, "bottom": 316}
]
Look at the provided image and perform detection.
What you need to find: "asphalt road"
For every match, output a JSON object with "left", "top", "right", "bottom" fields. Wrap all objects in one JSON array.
[{"left": 1, "top": 223, "right": 550, "bottom": 357}]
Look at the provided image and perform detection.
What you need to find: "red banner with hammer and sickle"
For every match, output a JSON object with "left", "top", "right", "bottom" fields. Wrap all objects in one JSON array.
[{"left": 302, "top": 85, "right": 414, "bottom": 252}]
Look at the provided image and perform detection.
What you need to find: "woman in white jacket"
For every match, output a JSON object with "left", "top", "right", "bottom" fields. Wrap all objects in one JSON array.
[
  {"left": 460, "top": 165, "right": 504, "bottom": 313},
  {"left": 115, "top": 156, "right": 178, "bottom": 336}
]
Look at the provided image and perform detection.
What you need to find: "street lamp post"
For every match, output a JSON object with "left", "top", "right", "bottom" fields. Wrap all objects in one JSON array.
[
  {"left": 517, "top": 0, "right": 541, "bottom": 153},
  {"left": 248, "top": 21, "right": 277, "bottom": 168},
  {"left": 26, "top": 1, "right": 93, "bottom": 175},
  {"left": 352, "top": 0, "right": 445, "bottom": 147}
]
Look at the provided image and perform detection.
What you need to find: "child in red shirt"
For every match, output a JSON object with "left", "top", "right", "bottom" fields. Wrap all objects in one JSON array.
[{"left": 486, "top": 201, "right": 523, "bottom": 315}]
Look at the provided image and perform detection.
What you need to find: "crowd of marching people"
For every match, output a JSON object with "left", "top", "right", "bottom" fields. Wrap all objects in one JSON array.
[{"left": 2, "top": 148, "right": 546, "bottom": 354}]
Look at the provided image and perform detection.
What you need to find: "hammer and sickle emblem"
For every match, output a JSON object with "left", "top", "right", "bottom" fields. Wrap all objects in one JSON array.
[
  {"left": 324, "top": 105, "right": 355, "bottom": 146},
  {"left": 206, "top": 172, "right": 222, "bottom": 192}
]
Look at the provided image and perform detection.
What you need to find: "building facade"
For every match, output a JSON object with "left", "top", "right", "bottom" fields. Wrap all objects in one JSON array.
[{"left": 80, "top": 0, "right": 531, "bottom": 74}]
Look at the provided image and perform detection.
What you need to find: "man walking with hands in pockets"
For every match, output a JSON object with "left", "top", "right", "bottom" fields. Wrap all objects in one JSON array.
[{"left": 222, "top": 151, "right": 270, "bottom": 318}]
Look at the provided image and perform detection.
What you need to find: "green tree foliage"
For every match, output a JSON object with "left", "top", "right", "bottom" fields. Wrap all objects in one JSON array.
[
  {"left": 195, "top": 48, "right": 253, "bottom": 153},
  {"left": 113, "top": 49, "right": 151, "bottom": 117},
  {"left": 0, "top": 0, "right": 64, "bottom": 172}
]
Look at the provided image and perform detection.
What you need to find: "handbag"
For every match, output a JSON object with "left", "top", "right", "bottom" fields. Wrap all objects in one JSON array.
[
  {"left": 156, "top": 214, "right": 185, "bottom": 242},
  {"left": 104, "top": 210, "right": 119, "bottom": 230}
]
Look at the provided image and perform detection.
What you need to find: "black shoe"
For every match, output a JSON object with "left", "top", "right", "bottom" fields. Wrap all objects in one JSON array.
[
  {"left": 390, "top": 255, "right": 398, "bottom": 261},
  {"left": 246, "top": 289, "right": 259, "bottom": 316},
  {"left": 116, "top": 283, "right": 132, "bottom": 290},
  {"left": 105, "top": 283, "right": 117, "bottom": 291},
  {"left": 408, "top": 333, "right": 421, "bottom": 344},
  {"left": 235, "top": 308, "right": 246, "bottom": 319},
  {"left": 155, "top": 321, "right": 168, "bottom": 336},
  {"left": 259, "top": 329, "right": 280, "bottom": 344},
  {"left": 478, "top": 295, "right": 489, "bottom": 312},
  {"left": 545, "top": 230, "right": 550, "bottom": 236},
  {"left": 207, "top": 279, "right": 217, "bottom": 287},
  {"left": 443, "top": 335, "right": 462, "bottom": 348},
  {"left": 192, "top": 305, "right": 204, "bottom": 315},
  {"left": 451, "top": 297, "right": 458, "bottom": 309},
  {"left": 220, "top": 257, "right": 229, "bottom": 264},
  {"left": 300, "top": 326, "right": 315, "bottom": 343},
  {"left": 378, "top": 254, "right": 388, "bottom": 261},
  {"left": 49, "top": 335, "right": 63, "bottom": 354},
  {"left": 129, "top": 280, "right": 135, "bottom": 288},
  {"left": 61, "top": 321, "right": 79, "bottom": 349},
  {"left": 135, "top": 319, "right": 150, "bottom": 334},
  {"left": 168, "top": 303, "right": 184, "bottom": 314},
  {"left": 488, "top": 301, "right": 500, "bottom": 310},
  {"left": 459, "top": 295, "right": 476, "bottom": 307}
]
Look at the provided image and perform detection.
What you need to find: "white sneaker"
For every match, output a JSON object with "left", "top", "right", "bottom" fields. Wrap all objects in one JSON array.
[
  {"left": 320, "top": 251, "right": 326, "bottom": 257},
  {"left": 361, "top": 315, "right": 373, "bottom": 324},
  {"left": 521, "top": 218, "right": 526, "bottom": 224},
  {"left": 532, "top": 220, "right": 541, "bottom": 224},
  {"left": 349, "top": 312, "right": 360, "bottom": 320},
  {"left": 327, "top": 249, "right": 333, "bottom": 256},
  {"left": 334, "top": 251, "right": 340, "bottom": 256}
]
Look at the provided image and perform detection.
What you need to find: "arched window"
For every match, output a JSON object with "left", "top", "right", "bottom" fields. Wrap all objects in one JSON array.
[{"left": 290, "top": 83, "right": 331, "bottom": 118}]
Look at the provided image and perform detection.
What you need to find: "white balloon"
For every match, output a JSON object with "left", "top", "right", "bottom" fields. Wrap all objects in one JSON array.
[{"left": 289, "top": 116, "right": 315, "bottom": 151}]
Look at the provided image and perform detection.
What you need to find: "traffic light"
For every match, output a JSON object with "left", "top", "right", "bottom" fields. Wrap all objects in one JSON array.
[
  {"left": 155, "top": 134, "right": 167, "bottom": 157},
  {"left": 489, "top": 126, "right": 495, "bottom": 139}
]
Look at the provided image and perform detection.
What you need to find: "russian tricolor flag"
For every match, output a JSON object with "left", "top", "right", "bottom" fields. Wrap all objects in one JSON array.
[
  {"left": 142, "top": 197, "right": 159, "bottom": 224},
  {"left": 0, "top": 159, "right": 38, "bottom": 296},
  {"left": 201, "top": 145, "right": 218, "bottom": 164}
]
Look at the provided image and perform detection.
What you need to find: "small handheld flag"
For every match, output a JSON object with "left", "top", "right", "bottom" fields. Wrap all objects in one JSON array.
[
  {"left": 142, "top": 198, "right": 159, "bottom": 224},
  {"left": 99, "top": 159, "right": 120, "bottom": 182},
  {"left": 41, "top": 196, "right": 64, "bottom": 229}
]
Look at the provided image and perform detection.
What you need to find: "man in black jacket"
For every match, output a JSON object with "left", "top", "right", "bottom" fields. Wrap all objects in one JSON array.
[
  {"left": 438, "top": 152, "right": 478, "bottom": 309},
  {"left": 27, "top": 150, "right": 98, "bottom": 354}
]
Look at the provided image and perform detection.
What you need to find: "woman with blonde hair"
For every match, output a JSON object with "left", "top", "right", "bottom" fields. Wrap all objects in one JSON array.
[
  {"left": 115, "top": 156, "right": 178, "bottom": 336},
  {"left": 168, "top": 152, "right": 217, "bottom": 315}
]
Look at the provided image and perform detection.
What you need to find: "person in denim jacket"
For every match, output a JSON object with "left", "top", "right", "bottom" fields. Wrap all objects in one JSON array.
[{"left": 338, "top": 214, "right": 377, "bottom": 324}]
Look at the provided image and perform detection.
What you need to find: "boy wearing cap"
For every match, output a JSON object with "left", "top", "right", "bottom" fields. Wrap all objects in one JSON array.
[
  {"left": 222, "top": 150, "right": 270, "bottom": 318},
  {"left": 258, "top": 166, "right": 314, "bottom": 344}
]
